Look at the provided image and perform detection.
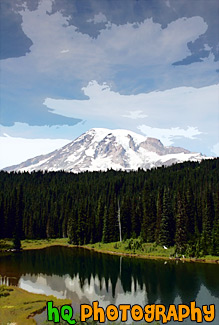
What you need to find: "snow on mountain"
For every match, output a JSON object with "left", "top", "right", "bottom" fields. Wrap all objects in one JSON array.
[{"left": 3, "top": 128, "right": 210, "bottom": 173}]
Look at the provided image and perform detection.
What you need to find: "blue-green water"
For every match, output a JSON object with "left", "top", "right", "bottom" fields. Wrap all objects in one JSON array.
[{"left": 0, "top": 246, "right": 218, "bottom": 324}]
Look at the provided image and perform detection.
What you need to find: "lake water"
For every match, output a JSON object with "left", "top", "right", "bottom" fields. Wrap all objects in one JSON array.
[{"left": 0, "top": 246, "right": 218, "bottom": 324}]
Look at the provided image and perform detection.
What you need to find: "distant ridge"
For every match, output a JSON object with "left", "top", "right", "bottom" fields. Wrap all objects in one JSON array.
[{"left": 3, "top": 128, "right": 211, "bottom": 173}]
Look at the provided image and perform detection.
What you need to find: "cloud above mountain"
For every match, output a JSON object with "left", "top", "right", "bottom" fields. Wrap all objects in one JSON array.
[{"left": 44, "top": 81, "right": 218, "bottom": 149}]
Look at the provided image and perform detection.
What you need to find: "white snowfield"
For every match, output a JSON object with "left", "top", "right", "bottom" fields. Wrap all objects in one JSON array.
[{"left": 3, "top": 128, "right": 211, "bottom": 173}]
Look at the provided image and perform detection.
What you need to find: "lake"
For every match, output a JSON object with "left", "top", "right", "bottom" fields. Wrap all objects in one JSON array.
[{"left": 0, "top": 246, "right": 218, "bottom": 324}]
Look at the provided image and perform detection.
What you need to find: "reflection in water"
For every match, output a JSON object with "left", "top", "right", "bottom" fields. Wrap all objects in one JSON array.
[
  {"left": 0, "top": 246, "right": 218, "bottom": 324},
  {"left": 18, "top": 273, "right": 147, "bottom": 315}
]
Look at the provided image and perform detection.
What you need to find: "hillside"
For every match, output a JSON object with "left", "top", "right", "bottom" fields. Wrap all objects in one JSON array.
[{"left": 0, "top": 158, "right": 218, "bottom": 256}]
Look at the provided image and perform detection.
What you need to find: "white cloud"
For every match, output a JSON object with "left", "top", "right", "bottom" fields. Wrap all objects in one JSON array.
[
  {"left": 137, "top": 125, "right": 202, "bottom": 146},
  {"left": 87, "top": 12, "right": 107, "bottom": 24},
  {"left": 122, "top": 110, "right": 148, "bottom": 119},
  {"left": 0, "top": 120, "right": 114, "bottom": 144},
  {"left": 211, "top": 143, "right": 219, "bottom": 156},
  {"left": 1, "top": 1, "right": 211, "bottom": 84},
  {"left": 43, "top": 81, "right": 218, "bottom": 155},
  {"left": 60, "top": 49, "right": 69, "bottom": 54},
  {"left": 44, "top": 81, "right": 219, "bottom": 130},
  {"left": 165, "top": 0, "right": 171, "bottom": 8},
  {"left": 0, "top": 134, "right": 70, "bottom": 169},
  {"left": 0, "top": 122, "right": 85, "bottom": 140}
]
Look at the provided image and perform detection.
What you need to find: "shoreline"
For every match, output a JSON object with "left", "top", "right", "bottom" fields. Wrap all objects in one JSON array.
[
  {"left": 81, "top": 244, "right": 219, "bottom": 264},
  {"left": 1, "top": 238, "right": 218, "bottom": 264},
  {"left": 0, "top": 285, "right": 71, "bottom": 324},
  {"left": 16, "top": 239, "right": 219, "bottom": 264}
]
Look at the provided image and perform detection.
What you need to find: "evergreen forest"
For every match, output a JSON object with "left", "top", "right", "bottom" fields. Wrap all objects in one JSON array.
[{"left": 0, "top": 158, "right": 218, "bottom": 256}]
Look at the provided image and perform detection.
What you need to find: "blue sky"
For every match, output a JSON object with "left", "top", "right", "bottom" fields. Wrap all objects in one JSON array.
[{"left": 0, "top": 0, "right": 218, "bottom": 168}]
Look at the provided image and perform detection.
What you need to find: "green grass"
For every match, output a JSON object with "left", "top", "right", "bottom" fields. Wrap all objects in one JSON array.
[
  {"left": 0, "top": 285, "right": 160, "bottom": 325},
  {"left": 203, "top": 254, "right": 219, "bottom": 261},
  {"left": 0, "top": 239, "right": 13, "bottom": 250},
  {"left": 84, "top": 239, "right": 219, "bottom": 263},
  {"left": 21, "top": 238, "right": 70, "bottom": 250},
  {"left": 0, "top": 285, "right": 71, "bottom": 325},
  {"left": 0, "top": 238, "right": 218, "bottom": 263},
  {"left": 84, "top": 240, "right": 175, "bottom": 259},
  {"left": 0, "top": 238, "right": 70, "bottom": 254}
]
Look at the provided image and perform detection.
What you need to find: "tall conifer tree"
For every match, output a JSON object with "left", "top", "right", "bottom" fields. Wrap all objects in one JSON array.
[{"left": 159, "top": 188, "right": 174, "bottom": 247}]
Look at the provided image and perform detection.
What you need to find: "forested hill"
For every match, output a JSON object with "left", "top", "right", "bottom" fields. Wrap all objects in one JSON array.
[{"left": 0, "top": 158, "right": 218, "bottom": 256}]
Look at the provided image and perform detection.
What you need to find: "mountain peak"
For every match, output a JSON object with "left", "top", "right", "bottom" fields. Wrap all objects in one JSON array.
[{"left": 3, "top": 128, "right": 210, "bottom": 173}]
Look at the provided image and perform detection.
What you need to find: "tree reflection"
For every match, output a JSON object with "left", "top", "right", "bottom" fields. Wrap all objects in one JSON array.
[{"left": 0, "top": 246, "right": 218, "bottom": 305}]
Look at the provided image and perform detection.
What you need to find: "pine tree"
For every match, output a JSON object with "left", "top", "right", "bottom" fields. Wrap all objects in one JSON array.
[
  {"left": 94, "top": 196, "right": 104, "bottom": 243},
  {"left": 121, "top": 194, "right": 132, "bottom": 240},
  {"left": 102, "top": 205, "right": 109, "bottom": 243},
  {"left": 77, "top": 203, "right": 86, "bottom": 245},
  {"left": 0, "top": 198, "right": 4, "bottom": 239},
  {"left": 185, "top": 187, "right": 195, "bottom": 238},
  {"left": 212, "top": 191, "right": 219, "bottom": 255},
  {"left": 175, "top": 193, "right": 187, "bottom": 254},
  {"left": 141, "top": 184, "right": 150, "bottom": 242},
  {"left": 12, "top": 233, "right": 21, "bottom": 250},
  {"left": 201, "top": 189, "right": 215, "bottom": 254},
  {"left": 108, "top": 198, "right": 118, "bottom": 242},
  {"left": 159, "top": 188, "right": 174, "bottom": 247},
  {"left": 131, "top": 194, "right": 142, "bottom": 238},
  {"left": 102, "top": 197, "right": 118, "bottom": 243},
  {"left": 68, "top": 210, "right": 79, "bottom": 245},
  {"left": 155, "top": 190, "right": 162, "bottom": 244}
]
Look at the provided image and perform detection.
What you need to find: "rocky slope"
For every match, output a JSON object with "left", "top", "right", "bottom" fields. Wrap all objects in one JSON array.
[{"left": 4, "top": 128, "right": 209, "bottom": 173}]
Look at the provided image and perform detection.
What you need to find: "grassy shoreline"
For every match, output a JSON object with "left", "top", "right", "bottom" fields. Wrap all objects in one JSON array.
[
  {"left": 0, "top": 238, "right": 218, "bottom": 264},
  {"left": 83, "top": 241, "right": 219, "bottom": 264},
  {"left": 0, "top": 285, "right": 160, "bottom": 325},
  {"left": 0, "top": 285, "right": 71, "bottom": 325}
]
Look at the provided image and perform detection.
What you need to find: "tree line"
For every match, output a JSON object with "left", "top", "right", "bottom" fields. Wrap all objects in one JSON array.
[{"left": 0, "top": 158, "right": 218, "bottom": 256}]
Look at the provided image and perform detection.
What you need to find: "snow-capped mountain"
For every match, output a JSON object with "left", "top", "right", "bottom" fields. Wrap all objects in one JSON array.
[{"left": 3, "top": 128, "right": 210, "bottom": 173}]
